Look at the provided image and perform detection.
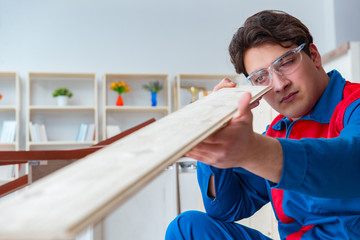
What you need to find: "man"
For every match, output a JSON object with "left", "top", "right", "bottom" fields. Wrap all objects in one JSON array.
[{"left": 166, "top": 10, "right": 360, "bottom": 239}]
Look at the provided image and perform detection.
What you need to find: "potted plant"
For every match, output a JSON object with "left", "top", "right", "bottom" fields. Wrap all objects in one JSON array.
[
  {"left": 110, "top": 81, "right": 130, "bottom": 106},
  {"left": 143, "top": 80, "right": 163, "bottom": 106},
  {"left": 53, "top": 88, "right": 73, "bottom": 106}
]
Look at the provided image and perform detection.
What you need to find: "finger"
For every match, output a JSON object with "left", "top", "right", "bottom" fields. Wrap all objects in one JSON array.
[
  {"left": 191, "top": 142, "right": 224, "bottom": 154},
  {"left": 186, "top": 148, "right": 227, "bottom": 169},
  {"left": 186, "top": 141, "right": 220, "bottom": 156},
  {"left": 213, "top": 78, "right": 237, "bottom": 91},
  {"left": 233, "top": 91, "right": 252, "bottom": 120},
  {"left": 249, "top": 99, "right": 260, "bottom": 109},
  {"left": 185, "top": 150, "right": 213, "bottom": 164},
  {"left": 249, "top": 96, "right": 262, "bottom": 109}
]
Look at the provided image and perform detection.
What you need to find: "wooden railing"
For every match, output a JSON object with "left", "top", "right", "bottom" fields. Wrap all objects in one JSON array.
[
  {"left": 0, "top": 118, "right": 156, "bottom": 197},
  {"left": 0, "top": 86, "right": 270, "bottom": 240}
]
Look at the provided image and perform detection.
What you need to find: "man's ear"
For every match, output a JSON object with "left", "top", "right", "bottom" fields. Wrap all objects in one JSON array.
[{"left": 309, "top": 43, "right": 322, "bottom": 68}]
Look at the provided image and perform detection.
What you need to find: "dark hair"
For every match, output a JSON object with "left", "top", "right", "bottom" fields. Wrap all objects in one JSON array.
[{"left": 229, "top": 10, "right": 313, "bottom": 76}]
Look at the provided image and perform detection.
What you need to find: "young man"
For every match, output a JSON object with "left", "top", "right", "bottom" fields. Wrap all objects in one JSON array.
[{"left": 166, "top": 10, "right": 360, "bottom": 239}]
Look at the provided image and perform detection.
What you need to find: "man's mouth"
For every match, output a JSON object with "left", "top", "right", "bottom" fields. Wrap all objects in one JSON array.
[{"left": 281, "top": 91, "right": 298, "bottom": 103}]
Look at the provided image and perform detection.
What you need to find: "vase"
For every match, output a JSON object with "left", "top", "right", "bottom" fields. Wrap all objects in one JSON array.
[
  {"left": 56, "top": 95, "right": 68, "bottom": 106},
  {"left": 116, "top": 94, "right": 124, "bottom": 106},
  {"left": 189, "top": 86, "right": 199, "bottom": 103},
  {"left": 151, "top": 91, "right": 157, "bottom": 107}
]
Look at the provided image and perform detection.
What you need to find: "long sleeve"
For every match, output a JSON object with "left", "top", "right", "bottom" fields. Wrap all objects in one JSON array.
[
  {"left": 197, "top": 161, "right": 269, "bottom": 222},
  {"left": 275, "top": 99, "right": 360, "bottom": 198}
]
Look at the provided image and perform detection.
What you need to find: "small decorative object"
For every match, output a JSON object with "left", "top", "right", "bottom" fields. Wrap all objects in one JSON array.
[
  {"left": 188, "top": 86, "right": 198, "bottom": 103},
  {"left": 110, "top": 81, "right": 130, "bottom": 106},
  {"left": 0, "top": 93, "right": 2, "bottom": 101},
  {"left": 52, "top": 88, "right": 73, "bottom": 106},
  {"left": 143, "top": 80, "right": 163, "bottom": 107},
  {"left": 180, "top": 86, "right": 208, "bottom": 103}
]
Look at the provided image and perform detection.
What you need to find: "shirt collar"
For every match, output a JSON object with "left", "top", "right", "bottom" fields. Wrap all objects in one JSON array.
[{"left": 272, "top": 70, "right": 346, "bottom": 130}]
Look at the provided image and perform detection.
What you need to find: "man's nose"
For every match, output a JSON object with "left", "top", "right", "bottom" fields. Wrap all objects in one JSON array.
[{"left": 270, "top": 71, "right": 289, "bottom": 91}]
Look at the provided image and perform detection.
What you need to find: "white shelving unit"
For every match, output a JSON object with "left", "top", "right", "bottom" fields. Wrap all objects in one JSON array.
[
  {"left": 26, "top": 72, "right": 98, "bottom": 150},
  {"left": 0, "top": 72, "right": 20, "bottom": 185},
  {"left": 173, "top": 73, "right": 242, "bottom": 110},
  {"left": 102, "top": 73, "right": 170, "bottom": 139},
  {"left": 0, "top": 72, "right": 20, "bottom": 151},
  {"left": 322, "top": 41, "right": 360, "bottom": 83}
]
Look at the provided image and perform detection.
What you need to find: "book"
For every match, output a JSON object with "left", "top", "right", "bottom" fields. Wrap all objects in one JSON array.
[
  {"left": 81, "top": 124, "right": 88, "bottom": 142},
  {"left": 0, "top": 165, "right": 11, "bottom": 180},
  {"left": 41, "top": 124, "right": 48, "bottom": 142},
  {"left": 0, "top": 164, "right": 17, "bottom": 180},
  {"left": 76, "top": 123, "right": 89, "bottom": 142},
  {"left": 85, "top": 124, "right": 95, "bottom": 141},
  {"left": 0, "top": 122, "right": 9, "bottom": 143},
  {"left": 8, "top": 121, "right": 16, "bottom": 142},
  {"left": 76, "top": 124, "right": 82, "bottom": 142},
  {"left": 33, "top": 123, "right": 41, "bottom": 142},
  {"left": 0, "top": 121, "right": 16, "bottom": 143},
  {"left": 38, "top": 124, "right": 48, "bottom": 142},
  {"left": 29, "top": 121, "right": 35, "bottom": 142}
]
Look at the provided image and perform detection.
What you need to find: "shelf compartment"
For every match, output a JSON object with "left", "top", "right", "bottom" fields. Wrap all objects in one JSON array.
[
  {"left": 174, "top": 73, "right": 242, "bottom": 110},
  {"left": 28, "top": 72, "right": 97, "bottom": 107},
  {"left": 102, "top": 73, "right": 171, "bottom": 140},
  {"left": 27, "top": 72, "right": 98, "bottom": 150}
]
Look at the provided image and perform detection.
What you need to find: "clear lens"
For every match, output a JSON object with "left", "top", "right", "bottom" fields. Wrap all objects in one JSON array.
[
  {"left": 273, "top": 50, "right": 303, "bottom": 75},
  {"left": 247, "top": 43, "right": 306, "bottom": 87},
  {"left": 249, "top": 70, "right": 270, "bottom": 86}
]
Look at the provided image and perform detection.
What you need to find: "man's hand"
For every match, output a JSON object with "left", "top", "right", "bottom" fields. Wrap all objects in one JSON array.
[
  {"left": 185, "top": 91, "right": 256, "bottom": 168},
  {"left": 186, "top": 78, "right": 283, "bottom": 183}
]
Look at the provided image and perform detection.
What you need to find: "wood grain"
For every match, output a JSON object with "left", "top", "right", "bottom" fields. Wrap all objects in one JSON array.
[{"left": 0, "top": 86, "right": 271, "bottom": 240}]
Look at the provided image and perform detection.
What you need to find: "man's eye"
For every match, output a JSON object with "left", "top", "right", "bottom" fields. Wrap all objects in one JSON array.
[
  {"left": 278, "top": 55, "right": 296, "bottom": 69},
  {"left": 281, "top": 59, "right": 295, "bottom": 67},
  {"left": 255, "top": 75, "right": 266, "bottom": 83}
]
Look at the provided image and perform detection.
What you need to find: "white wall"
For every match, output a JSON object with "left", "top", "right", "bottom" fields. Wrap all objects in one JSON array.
[
  {"left": 334, "top": 0, "right": 360, "bottom": 47},
  {"left": 0, "top": 0, "right": 334, "bottom": 75},
  {"left": 0, "top": 0, "right": 342, "bottom": 148}
]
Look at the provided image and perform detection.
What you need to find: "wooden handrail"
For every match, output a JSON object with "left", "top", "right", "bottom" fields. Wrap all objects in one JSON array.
[
  {"left": 0, "top": 148, "right": 101, "bottom": 163},
  {"left": 0, "top": 86, "right": 270, "bottom": 240},
  {"left": 0, "top": 118, "right": 156, "bottom": 164},
  {"left": 0, "top": 119, "right": 156, "bottom": 197},
  {"left": 0, "top": 175, "right": 28, "bottom": 198}
]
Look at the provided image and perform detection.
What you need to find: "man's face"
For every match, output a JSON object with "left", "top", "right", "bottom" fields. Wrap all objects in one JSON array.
[{"left": 244, "top": 43, "right": 328, "bottom": 120}]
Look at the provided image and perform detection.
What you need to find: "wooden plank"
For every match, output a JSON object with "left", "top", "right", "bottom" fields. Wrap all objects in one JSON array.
[
  {"left": 0, "top": 86, "right": 271, "bottom": 240},
  {"left": 177, "top": 73, "right": 240, "bottom": 80},
  {"left": 29, "top": 72, "right": 96, "bottom": 79},
  {"left": 105, "top": 73, "right": 168, "bottom": 80},
  {"left": 0, "top": 72, "right": 17, "bottom": 78}
]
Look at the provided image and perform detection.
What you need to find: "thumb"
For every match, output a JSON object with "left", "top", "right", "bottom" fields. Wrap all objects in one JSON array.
[{"left": 233, "top": 92, "right": 252, "bottom": 120}]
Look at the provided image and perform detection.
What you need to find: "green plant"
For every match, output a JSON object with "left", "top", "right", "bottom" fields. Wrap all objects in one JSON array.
[
  {"left": 52, "top": 88, "right": 73, "bottom": 98},
  {"left": 110, "top": 81, "right": 130, "bottom": 94},
  {"left": 143, "top": 80, "right": 163, "bottom": 93}
]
